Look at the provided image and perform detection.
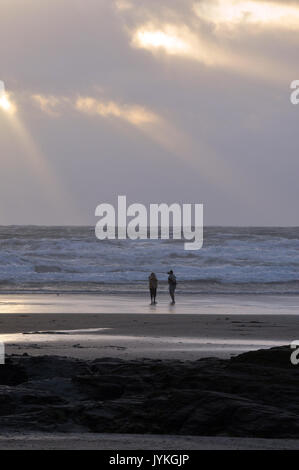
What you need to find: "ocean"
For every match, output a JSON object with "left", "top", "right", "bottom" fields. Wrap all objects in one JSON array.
[{"left": 0, "top": 226, "right": 298, "bottom": 295}]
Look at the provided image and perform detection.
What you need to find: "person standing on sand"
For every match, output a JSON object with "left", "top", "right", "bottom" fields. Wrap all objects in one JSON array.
[
  {"left": 168, "top": 270, "right": 177, "bottom": 304},
  {"left": 149, "top": 272, "right": 158, "bottom": 305}
]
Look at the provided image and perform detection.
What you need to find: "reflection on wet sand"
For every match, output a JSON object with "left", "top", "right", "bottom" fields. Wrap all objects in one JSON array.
[
  {"left": 1, "top": 293, "right": 299, "bottom": 314},
  {"left": 0, "top": 327, "right": 288, "bottom": 361}
]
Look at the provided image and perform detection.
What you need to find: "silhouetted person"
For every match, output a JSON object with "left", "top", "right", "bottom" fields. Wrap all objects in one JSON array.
[
  {"left": 168, "top": 270, "right": 177, "bottom": 304},
  {"left": 149, "top": 272, "right": 158, "bottom": 305}
]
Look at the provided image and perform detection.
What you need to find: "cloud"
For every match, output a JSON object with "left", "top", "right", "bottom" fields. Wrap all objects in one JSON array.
[
  {"left": 131, "top": 22, "right": 233, "bottom": 67},
  {"left": 32, "top": 90, "right": 159, "bottom": 127},
  {"left": 132, "top": 27, "right": 192, "bottom": 56},
  {"left": 75, "top": 96, "right": 158, "bottom": 126},
  {"left": 29, "top": 89, "right": 233, "bottom": 191},
  {"left": 126, "top": 1, "right": 299, "bottom": 83},
  {"left": 0, "top": 91, "right": 16, "bottom": 115},
  {"left": 0, "top": 0, "right": 298, "bottom": 224},
  {"left": 193, "top": 1, "right": 299, "bottom": 29},
  {"left": 131, "top": 23, "right": 277, "bottom": 83},
  {"left": 115, "top": 0, "right": 133, "bottom": 11},
  {"left": 32, "top": 94, "right": 68, "bottom": 117}
]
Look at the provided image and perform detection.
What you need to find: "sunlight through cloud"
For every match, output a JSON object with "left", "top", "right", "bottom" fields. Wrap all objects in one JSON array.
[
  {"left": 0, "top": 85, "right": 77, "bottom": 221},
  {"left": 131, "top": 23, "right": 218, "bottom": 65},
  {"left": 129, "top": 16, "right": 294, "bottom": 84},
  {"left": 194, "top": 1, "right": 299, "bottom": 29},
  {"left": 32, "top": 92, "right": 159, "bottom": 127},
  {"left": 75, "top": 96, "right": 158, "bottom": 126},
  {"left": 133, "top": 28, "right": 191, "bottom": 55},
  {"left": 0, "top": 81, "right": 16, "bottom": 114},
  {"left": 32, "top": 94, "right": 63, "bottom": 117}
]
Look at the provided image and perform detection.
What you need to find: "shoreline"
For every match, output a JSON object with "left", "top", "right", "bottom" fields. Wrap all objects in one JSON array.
[{"left": 1, "top": 293, "right": 299, "bottom": 315}]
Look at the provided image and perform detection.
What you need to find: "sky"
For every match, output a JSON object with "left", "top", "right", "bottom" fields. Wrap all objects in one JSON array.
[{"left": 0, "top": 0, "right": 298, "bottom": 226}]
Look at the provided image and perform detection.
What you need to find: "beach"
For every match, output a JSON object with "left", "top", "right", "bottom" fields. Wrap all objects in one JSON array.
[
  {"left": 1, "top": 0, "right": 299, "bottom": 456},
  {"left": 0, "top": 293, "right": 299, "bottom": 449},
  {"left": 0, "top": 293, "right": 298, "bottom": 360}
]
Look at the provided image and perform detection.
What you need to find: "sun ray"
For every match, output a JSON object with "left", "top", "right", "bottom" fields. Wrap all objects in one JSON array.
[
  {"left": 131, "top": 20, "right": 294, "bottom": 85},
  {"left": 0, "top": 81, "right": 16, "bottom": 114},
  {"left": 0, "top": 88, "right": 79, "bottom": 221}
]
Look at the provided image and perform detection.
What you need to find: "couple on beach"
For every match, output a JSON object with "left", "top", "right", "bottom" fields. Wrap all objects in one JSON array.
[{"left": 148, "top": 270, "right": 177, "bottom": 305}]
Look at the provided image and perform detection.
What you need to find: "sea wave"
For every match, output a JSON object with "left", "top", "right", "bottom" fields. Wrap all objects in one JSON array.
[{"left": 0, "top": 226, "right": 298, "bottom": 294}]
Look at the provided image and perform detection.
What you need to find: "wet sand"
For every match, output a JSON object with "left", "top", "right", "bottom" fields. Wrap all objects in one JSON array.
[
  {"left": 1, "top": 294, "right": 299, "bottom": 449},
  {"left": 1, "top": 293, "right": 298, "bottom": 362},
  {"left": 1, "top": 293, "right": 299, "bottom": 314},
  {"left": 0, "top": 312, "right": 296, "bottom": 360}
]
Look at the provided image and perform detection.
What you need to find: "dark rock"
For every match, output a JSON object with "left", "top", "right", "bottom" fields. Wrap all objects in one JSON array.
[
  {"left": 73, "top": 375, "right": 124, "bottom": 400},
  {"left": 230, "top": 345, "right": 292, "bottom": 368},
  {"left": 0, "top": 360, "right": 28, "bottom": 385},
  {"left": 1, "top": 347, "right": 299, "bottom": 437}
]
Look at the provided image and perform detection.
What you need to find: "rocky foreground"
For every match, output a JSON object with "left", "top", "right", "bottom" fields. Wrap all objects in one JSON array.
[{"left": 0, "top": 346, "right": 299, "bottom": 438}]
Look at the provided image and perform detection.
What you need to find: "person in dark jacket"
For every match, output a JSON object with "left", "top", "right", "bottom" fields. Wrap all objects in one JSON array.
[
  {"left": 168, "top": 270, "right": 177, "bottom": 304},
  {"left": 149, "top": 272, "right": 158, "bottom": 305}
]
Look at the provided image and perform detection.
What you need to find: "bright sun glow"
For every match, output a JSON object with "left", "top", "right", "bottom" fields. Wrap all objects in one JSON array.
[
  {"left": 194, "top": 1, "right": 299, "bottom": 28},
  {"left": 0, "top": 93, "right": 16, "bottom": 114},
  {"left": 132, "top": 24, "right": 225, "bottom": 66},
  {"left": 133, "top": 27, "right": 191, "bottom": 55},
  {"left": 0, "top": 95, "right": 11, "bottom": 111}
]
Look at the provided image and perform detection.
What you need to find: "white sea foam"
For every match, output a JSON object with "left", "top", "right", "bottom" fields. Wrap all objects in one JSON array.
[{"left": 0, "top": 226, "right": 298, "bottom": 293}]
